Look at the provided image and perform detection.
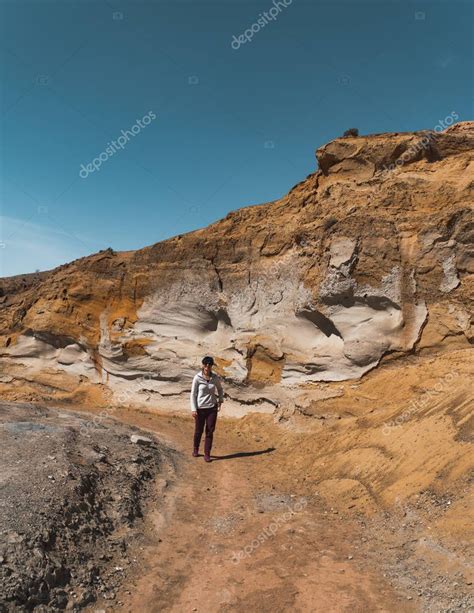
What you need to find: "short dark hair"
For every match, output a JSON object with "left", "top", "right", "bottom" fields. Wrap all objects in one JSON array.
[{"left": 202, "top": 355, "right": 214, "bottom": 365}]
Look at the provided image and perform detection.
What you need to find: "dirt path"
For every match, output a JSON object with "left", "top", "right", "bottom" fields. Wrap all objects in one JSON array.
[{"left": 83, "top": 407, "right": 417, "bottom": 613}]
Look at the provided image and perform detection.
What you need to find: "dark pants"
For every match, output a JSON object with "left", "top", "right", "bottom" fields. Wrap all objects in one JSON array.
[{"left": 193, "top": 406, "right": 218, "bottom": 456}]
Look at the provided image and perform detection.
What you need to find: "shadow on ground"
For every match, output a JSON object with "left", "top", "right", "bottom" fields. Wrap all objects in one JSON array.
[{"left": 211, "top": 447, "right": 276, "bottom": 461}]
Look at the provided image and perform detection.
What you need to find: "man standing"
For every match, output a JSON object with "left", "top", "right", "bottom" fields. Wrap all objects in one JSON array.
[{"left": 190, "top": 356, "right": 224, "bottom": 462}]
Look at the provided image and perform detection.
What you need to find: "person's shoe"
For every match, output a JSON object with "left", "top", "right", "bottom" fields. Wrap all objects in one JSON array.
[
  {"left": 192, "top": 448, "right": 199, "bottom": 457},
  {"left": 204, "top": 455, "right": 211, "bottom": 462}
]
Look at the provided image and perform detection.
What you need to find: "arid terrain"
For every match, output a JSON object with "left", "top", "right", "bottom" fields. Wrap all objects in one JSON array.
[
  {"left": 0, "top": 123, "right": 473, "bottom": 611},
  {"left": 0, "top": 401, "right": 177, "bottom": 611},
  {"left": 1, "top": 389, "right": 472, "bottom": 612}
]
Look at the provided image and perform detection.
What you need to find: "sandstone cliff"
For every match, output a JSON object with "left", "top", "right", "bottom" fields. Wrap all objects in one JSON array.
[{"left": 1, "top": 122, "right": 472, "bottom": 416}]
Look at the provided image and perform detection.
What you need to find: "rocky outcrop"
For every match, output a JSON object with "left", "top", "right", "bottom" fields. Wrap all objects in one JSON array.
[
  {"left": 0, "top": 123, "right": 472, "bottom": 415},
  {"left": 0, "top": 402, "right": 173, "bottom": 611}
]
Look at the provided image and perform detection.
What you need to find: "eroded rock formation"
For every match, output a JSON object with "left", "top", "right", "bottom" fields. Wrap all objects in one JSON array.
[{"left": 1, "top": 122, "right": 472, "bottom": 415}]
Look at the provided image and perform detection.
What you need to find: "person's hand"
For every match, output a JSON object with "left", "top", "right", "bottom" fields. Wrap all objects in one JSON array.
[{"left": 192, "top": 411, "right": 197, "bottom": 417}]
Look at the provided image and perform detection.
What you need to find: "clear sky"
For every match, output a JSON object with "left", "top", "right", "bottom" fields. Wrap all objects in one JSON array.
[{"left": 0, "top": 0, "right": 472, "bottom": 277}]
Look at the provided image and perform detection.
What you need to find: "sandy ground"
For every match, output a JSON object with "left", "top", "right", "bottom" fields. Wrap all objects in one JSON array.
[
  {"left": 0, "top": 388, "right": 474, "bottom": 613},
  {"left": 1, "top": 350, "right": 472, "bottom": 611},
  {"left": 77, "top": 404, "right": 472, "bottom": 613}
]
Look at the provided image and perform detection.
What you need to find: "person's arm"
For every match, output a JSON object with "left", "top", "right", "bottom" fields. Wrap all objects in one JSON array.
[{"left": 190, "top": 375, "right": 199, "bottom": 413}]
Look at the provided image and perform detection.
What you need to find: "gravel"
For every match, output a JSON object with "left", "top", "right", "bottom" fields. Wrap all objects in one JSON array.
[{"left": 0, "top": 401, "right": 174, "bottom": 612}]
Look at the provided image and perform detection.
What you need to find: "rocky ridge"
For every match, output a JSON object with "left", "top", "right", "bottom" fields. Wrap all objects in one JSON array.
[{"left": 0, "top": 122, "right": 472, "bottom": 416}]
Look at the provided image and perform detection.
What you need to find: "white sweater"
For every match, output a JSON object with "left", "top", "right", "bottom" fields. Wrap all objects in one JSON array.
[{"left": 190, "top": 371, "right": 224, "bottom": 411}]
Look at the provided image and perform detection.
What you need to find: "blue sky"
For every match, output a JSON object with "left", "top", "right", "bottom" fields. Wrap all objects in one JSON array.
[{"left": 0, "top": 0, "right": 472, "bottom": 277}]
